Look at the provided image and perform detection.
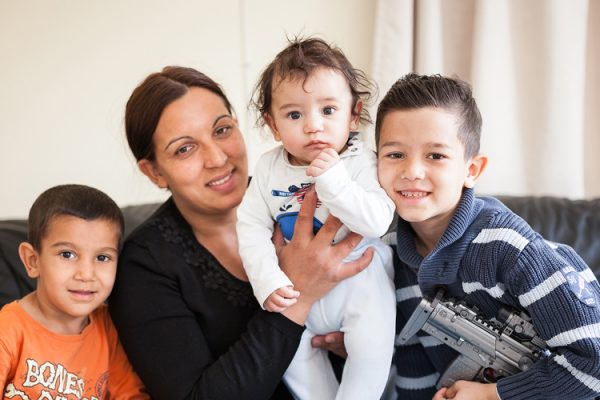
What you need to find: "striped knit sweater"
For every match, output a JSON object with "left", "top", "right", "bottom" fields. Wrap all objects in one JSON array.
[{"left": 385, "top": 188, "right": 600, "bottom": 400}]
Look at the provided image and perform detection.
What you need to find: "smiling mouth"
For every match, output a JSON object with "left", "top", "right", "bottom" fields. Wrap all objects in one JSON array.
[
  {"left": 399, "top": 191, "right": 429, "bottom": 198},
  {"left": 207, "top": 171, "right": 233, "bottom": 187},
  {"left": 69, "top": 290, "right": 96, "bottom": 296}
]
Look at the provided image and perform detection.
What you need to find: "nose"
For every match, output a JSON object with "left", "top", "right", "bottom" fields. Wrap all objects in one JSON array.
[
  {"left": 303, "top": 112, "right": 324, "bottom": 135},
  {"left": 401, "top": 158, "right": 425, "bottom": 180},
  {"left": 74, "top": 260, "right": 95, "bottom": 281},
  {"left": 202, "top": 141, "right": 228, "bottom": 168}
]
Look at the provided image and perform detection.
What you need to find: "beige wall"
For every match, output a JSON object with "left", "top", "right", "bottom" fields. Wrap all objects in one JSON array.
[{"left": 0, "top": 0, "right": 375, "bottom": 219}]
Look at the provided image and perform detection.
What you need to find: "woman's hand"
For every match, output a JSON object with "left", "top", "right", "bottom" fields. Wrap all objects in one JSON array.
[
  {"left": 311, "top": 332, "right": 347, "bottom": 358},
  {"left": 274, "top": 188, "right": 373, "bottom": 324},
  {"left": 432, "top": 381, "right": 499, "bottom": 400}
]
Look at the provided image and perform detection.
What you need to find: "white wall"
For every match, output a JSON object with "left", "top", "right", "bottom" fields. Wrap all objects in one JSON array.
[{"left": 0, "top": 0, "right": 375, "bottom": 219}]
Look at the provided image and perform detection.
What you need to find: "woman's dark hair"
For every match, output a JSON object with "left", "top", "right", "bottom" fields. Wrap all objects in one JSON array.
[
  {"left": 125, "top": 66, "right": 234, "bottom": 161},
  {"left": 252, "top": 37, "right": 375, "bottom": 127},
  {"left": 375, "top": 73, "right": 482, "bottom": 159},
  {"left": 28, "top": 184, "right": 124, "bottom": 250}
]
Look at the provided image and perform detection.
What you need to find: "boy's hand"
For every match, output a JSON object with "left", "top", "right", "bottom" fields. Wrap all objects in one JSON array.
[
  {"left": 311, "top": 331, "right": 347, "bottom": 358},
  {"left": 306, "top": 148, "right": 340, "bottom": 177},
  {"left": 264, "top": 286, "right": 300, "bottom": 312},
  {"left": 433, "top": 381, "right": 499, "bottom": 400}
]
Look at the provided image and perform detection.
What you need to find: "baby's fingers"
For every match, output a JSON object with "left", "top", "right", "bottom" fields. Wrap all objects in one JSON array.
[
  {"left": 277, "top": 286, "right": 300, "bottom": 299},
  {"left": 266, "top": 296, "right": 298, "bottom": 312},
  {"left": 319, "top": 147, "right": 338, "bottom": 159}
]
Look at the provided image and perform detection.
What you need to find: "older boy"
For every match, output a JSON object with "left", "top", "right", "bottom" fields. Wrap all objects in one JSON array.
[
  {"left": 0, "top": 184, "right": 148, "bottom": 399},
  {"left": 376, "top": 74, "right": 600, "bottom": 400}
]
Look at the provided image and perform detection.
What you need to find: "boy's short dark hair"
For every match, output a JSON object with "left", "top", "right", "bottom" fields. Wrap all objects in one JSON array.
[
  {"left": 375, "top": 73, "right": 482, "bottom": 159},
  {"left": 27, "top": 184, "right": 124, "bottom": 251},
  {"left": 252, "top": 36, "right": 375, "bottom": 127}
]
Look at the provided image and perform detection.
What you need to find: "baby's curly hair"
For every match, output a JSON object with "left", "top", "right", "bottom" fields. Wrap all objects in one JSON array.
[{"left": 252, "top": 37, "right": 375, "bottom": 128}]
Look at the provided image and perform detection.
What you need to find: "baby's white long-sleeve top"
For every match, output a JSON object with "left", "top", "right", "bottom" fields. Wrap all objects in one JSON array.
[{"left": 237, "top": 134, "right": 396, "bottom": 307}]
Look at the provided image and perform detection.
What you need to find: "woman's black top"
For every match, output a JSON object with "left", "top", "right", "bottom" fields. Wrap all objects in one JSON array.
[{"left": 109, "top": 198, "right": 303, "bottom": 399}]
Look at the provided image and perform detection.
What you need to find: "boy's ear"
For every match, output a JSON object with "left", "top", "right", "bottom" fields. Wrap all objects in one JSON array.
[
  {"left": 264, "top": 113, "right": 282, "bottom": 142},
  {"left": 138, "top": 159, "right": 168, "bottom": 189},
  {"left": 18, "top": 242, "right": 41, "bottom": 279},
  {"left": 464, "top": 154, "right": 488, "bottom": 188},
  {"left": 350, "top": 99, "right": 363, "bottom": 131}
]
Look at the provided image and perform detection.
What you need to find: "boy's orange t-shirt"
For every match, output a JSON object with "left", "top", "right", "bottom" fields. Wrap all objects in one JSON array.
[{"left": 0, "top": 301, "right": 148, "bottom": 400}]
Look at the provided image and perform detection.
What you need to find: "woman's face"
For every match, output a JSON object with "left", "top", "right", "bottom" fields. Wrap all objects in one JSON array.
[{"left": 140, "top": 87, "right": 248, "bottom": 216}]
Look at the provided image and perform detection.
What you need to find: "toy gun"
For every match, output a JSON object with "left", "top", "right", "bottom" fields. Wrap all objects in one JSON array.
[{"left": 397, "top": 290, "right": 551, "bottom": 389}]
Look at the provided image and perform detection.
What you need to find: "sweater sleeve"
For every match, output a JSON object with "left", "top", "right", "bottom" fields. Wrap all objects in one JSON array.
[
  {"left": 109, "top": 240, "right": 304, "bottom": 400},
  {"left": 497, "top": 238, "right": 600, "bottom": 400},
  {"left": 236, "top": 160, "right": 294, "bottom": 307},
  {"left": 314, "top": 150, "right": 395, "bottom": 238}
]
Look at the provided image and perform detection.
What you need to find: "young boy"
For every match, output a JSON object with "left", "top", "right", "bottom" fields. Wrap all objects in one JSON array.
[
  {"left": 376, "top": 74, "right": 600, "bottom": 400},
  {"left": 0, "top": 184, "right": 148, "bottom": 399},
  {"left": 237, "top": 38, "right": 396, "bottom": 399}
]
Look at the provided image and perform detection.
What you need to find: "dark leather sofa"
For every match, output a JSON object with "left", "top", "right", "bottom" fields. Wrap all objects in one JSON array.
[{"left": 1, "top": 196, "right": 599, "bottom": 307}]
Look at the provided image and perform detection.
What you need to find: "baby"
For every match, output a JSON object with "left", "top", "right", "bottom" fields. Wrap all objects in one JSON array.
[{"left": 237, "top": 38, "right": 396, "bottom": 399}]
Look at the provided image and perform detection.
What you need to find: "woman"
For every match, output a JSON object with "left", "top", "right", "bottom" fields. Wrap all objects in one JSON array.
[{"left": 108, "top": 66, "right": 372, "bottom": 399}]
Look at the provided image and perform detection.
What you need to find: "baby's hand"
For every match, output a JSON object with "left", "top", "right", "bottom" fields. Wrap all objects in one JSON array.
[
  {"left": 264, "top": 286, "right": 300, "bottom": 312},
  {"left": 306, "top": 148, "right": 340, "bottom": 177},
  {"left": 432, "top": 381, "right": 498, "bottom": 400}
]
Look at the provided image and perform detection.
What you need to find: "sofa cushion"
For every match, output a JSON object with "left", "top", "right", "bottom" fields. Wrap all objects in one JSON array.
[{"left": 498, "top": 195, "right": 600, "bottom": 276}]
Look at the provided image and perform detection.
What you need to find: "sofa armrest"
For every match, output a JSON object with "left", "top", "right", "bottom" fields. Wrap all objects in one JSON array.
[{"left": 0, "top": 221, "right": 35, "bottom": 306}]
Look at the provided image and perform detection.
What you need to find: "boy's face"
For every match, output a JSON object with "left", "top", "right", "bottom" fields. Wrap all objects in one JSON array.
[
  {"left": 21, "top": 215, "right": 119, "bottom": 329},
  {"left": 265, "top": 67, "right": 360, "bottom": 166},
  {"left": 377, "top": 107, "right": 486, "bottom": 235}
]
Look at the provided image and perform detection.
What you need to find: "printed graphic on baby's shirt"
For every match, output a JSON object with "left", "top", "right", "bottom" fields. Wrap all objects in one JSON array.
[{"left": 271, "top": 182, "right": 323, "bottom": 241}]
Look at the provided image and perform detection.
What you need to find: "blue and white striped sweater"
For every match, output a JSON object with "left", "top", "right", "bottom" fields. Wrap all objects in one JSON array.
[{"left": 387, "top": 188, "right": 600, "bottom": 400}]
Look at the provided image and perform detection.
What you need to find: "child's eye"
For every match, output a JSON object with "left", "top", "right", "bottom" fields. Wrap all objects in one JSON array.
[
  {"left": 323, "top": 106, "right": 336, "bottom": 116},
  {"left": 427, "top": 153, "right": 446, "bottom": 160},
  {"left": 59, "top": 251, "right": 75, "bottom": 260},
  {"left": 96, "top": 254, "right": 112, "bottom": 262},
  {"left": 386, "top": 152, "right": 405, "bottom": 160},
  {"left": 287, "top": 111, "right": 302, "bottom": 120},
  {"left": 175, "top": 145, "right": 194, "bottom": 155}
]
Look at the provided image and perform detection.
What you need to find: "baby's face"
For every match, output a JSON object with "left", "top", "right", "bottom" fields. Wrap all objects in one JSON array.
[
  {"left": 266, "top": 67, "right": 359, "bottom": 166},
  {"left": 377, "top": 107, "right": 481, "bottom": 232},
  {"left": 33, "top": 216, "right": 119, "bottom": 329}
]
